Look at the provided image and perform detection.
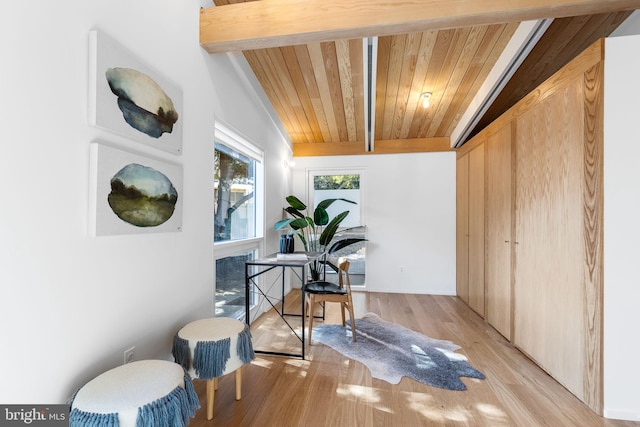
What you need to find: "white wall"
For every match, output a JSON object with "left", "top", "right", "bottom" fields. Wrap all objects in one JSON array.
[
  {"left": 603, "top": 34, "right": 640, "bottom": 421},
  {"left": 292, "top": 152, "right": 456, "bottom": 295},
  {"left": 0, "top": 0, "right": 291, "bottom": 404}
]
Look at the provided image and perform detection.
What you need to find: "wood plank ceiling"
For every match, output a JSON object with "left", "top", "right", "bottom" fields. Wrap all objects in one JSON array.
[{"left": 206, "top": 1, "right": 635, "bottom": 156}]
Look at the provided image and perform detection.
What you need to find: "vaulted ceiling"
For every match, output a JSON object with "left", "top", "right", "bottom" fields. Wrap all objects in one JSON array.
[{"left": 200, "top": 0, "right": 638, "bottom": 156}]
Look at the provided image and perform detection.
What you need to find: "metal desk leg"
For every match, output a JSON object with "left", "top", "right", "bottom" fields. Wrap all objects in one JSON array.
[
  {"left": 301, "top": 265, "right": 305, "bottom": 359},
  {"left": 281, "top": 266, "right": 286, "bottom": 314},
  {"left": 245, "top": 263, "right": 250, "bottom": 326}
]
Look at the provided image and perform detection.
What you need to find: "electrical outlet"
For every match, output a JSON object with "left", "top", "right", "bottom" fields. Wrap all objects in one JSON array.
[{"left": 124, "top": 346, "right": 135, "bottom": 364}]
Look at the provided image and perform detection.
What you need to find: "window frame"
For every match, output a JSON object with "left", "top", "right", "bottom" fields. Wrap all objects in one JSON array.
[
  {"left": 306, "top": 167, "right": 367, "bottom": 228},
  {"left": 214, "top": 123, "right": 264, "bottom": 244},
  {"left": 213, "top": 122, "right": 265, "bottom": 319},
  {"left": 306, "top": 167, "right": 367, "bottom": 288}
]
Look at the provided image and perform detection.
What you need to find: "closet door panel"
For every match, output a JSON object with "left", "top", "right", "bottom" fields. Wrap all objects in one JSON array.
[
  {"left": 514, "top": 80, "right": 585, "bottom": 399},
  {"left": 456, "top": 154, "right": 470, "bottom": 303},
  {"left": 485, "top": 123, "right": 513, "bottom": 340},
  {"left": 468, "top": 144, "right": 485, "bottom": 317}
]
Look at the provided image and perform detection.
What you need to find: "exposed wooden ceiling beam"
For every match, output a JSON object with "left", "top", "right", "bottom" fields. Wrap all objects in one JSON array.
[
  {"left": 200, "top": 0, "right": 640, "bottom": 52},
  {"left": 293, "top": 137, "right": 452, "bottom": 157}
]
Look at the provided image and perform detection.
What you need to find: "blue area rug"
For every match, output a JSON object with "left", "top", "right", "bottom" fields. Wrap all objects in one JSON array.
[{"left": 312, "top": 312, "right": 485, "bottom": 390}]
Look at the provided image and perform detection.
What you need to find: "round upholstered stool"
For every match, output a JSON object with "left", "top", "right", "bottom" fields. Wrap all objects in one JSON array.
[
  {"left": 172, "top": 317, "right": 255, "bottom": 420},
  {"left": 70, "top": 359, "right": 199, "bottom": 427}
]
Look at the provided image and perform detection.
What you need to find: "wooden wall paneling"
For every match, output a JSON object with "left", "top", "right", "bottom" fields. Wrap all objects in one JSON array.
[
  {"left": 514, "top": 78, "right": 586, "bottom": 401},
  {"left": 276, "top": 46, "right": 315, "bottom": 143},
  {"left": 468, "top": 142, "right": 485, "bottom": 317},
  {"left": 260, "top": 48, "right": 310, "bottom": 142},
  {"left": 335, "top": 39, "right": 358, "bottom": 142},
  {"left": 381, "top": 34, "right": 408, "bottom": 140},
  {"left": 408, "top": 29, "right": 454, "bottom": 138},
  {"left": 399, "top": 31, "right": 438, "bottom": 139},
  {"left": 422, "top": 27, "right": 471, "bottom": 138},
  {"left": 479, "top": 40, "right": 603, "bottom": 143},
  {"left": 409, "top": 29, "right": 458, "bottom": 138},
  {"left": 580, "top": 62, "right": 604, "bottom": 414},
  {"left": 388, "top": 33, "right": 421, "bottom": 140},
  {"left": 244, "top": 50, "right": 301, "bottom": 141},
  {"left": 281, "top": 45, "right": 323, "bottom": 143},
  {"left": 293, "top": 44, "right": 331, "bottom": 143},
  {"left": 431, "top": 25, "right": 488, "bottom": 136},
  {"left": 321, "top": 41, "right": 349, "bottom": 142},
  {"left": 374, "top": 35, "right": 391, "bottom": 142},
  {"left": 485, "top": 122, "right": 514, "bottom": 340},
  {"left": 474, "top": 12, "right": 631, "bottom": 135},
  {"left": 443, "top": 23, "right": 519, "bottom": 137},
  {"left": 349, "top": 39, "right": 365, "bottom": 143},
  {"left": 308, "top": 42, "right": 341, "bottom": 142},
  {"left": 454, "top": 39, "right": 604, "bottom": 414},
  {"left": 456, "top": 153, "right": 470, "bottom": 303}
]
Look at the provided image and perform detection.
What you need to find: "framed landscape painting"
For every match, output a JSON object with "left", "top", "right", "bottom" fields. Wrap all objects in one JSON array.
[
  {"left": 88, "top": 30, "right": 183, "bottom": 154},
  {"left": 89, "top": 142, "right": 183, "bottom": 236}
]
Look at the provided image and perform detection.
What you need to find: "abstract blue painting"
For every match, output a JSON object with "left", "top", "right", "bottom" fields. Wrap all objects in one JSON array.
[
  {"left": 89, "top": 30, "right": 183, "bottom": 154},
  {"left": 89, "top": 142, "right": 183, "bottom": 236}
]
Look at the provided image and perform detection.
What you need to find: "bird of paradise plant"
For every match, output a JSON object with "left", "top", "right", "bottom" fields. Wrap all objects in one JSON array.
[{"left": 274, "top": 195, "right": 366, "bottom": 280}]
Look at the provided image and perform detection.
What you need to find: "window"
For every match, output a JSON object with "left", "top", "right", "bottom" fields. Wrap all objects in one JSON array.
[
  {"left": 308, "top": 169, "right": 367, "bottom": 286},
  {"left": 214, "top": 123, "right": 264, "bottom": 319},
  {"left": 312, "top": 174, "right": 361, "bottom": 228},
  {"left": 214, "top": 144, "right": 255, "bottom": 242},
  {"left": 215, "top": 250, "right": 256, "bottom": 317}
]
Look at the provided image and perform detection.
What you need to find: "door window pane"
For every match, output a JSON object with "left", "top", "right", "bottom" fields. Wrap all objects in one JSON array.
[{"left": 313, "top": 174, "right": 361, "bottom": 228}]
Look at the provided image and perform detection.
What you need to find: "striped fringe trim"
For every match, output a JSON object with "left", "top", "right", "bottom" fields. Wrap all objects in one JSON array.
[
  {"left": 172, "top": 334, "right": 191, "bottom": 371},
  {"left": 237, "top": 324, "right": 255, "bottom": 364},
  {"left": 193, "top": 338, "right": 230, "bottom": 379},
  {"left": 135, "top": 374, "right": 200, "bottom": 427},
  {"left": 69, "top": 409, "right": 119, "bottom": 427},
  {"left": 69, "top": 374, "right": 199, "bottom": 427}
]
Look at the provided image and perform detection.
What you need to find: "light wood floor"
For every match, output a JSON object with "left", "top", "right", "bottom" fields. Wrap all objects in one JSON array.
[{"left": 189, "top": 291, "right": 639, "bottom": 427}]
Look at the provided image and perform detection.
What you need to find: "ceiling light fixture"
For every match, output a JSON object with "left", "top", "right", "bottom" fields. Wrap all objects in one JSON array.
[{"left": 421, "top": 92, "right": 432, "bottom": 108}]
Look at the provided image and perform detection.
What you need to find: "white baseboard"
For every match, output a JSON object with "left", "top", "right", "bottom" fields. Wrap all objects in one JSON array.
[{"left": 603, "top": 409, "right": 640, "bottom": 422}]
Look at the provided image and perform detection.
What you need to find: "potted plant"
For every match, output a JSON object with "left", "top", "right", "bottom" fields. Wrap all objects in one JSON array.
[{"left": 274, "top": 195, "right": 366, "bottom": 280}]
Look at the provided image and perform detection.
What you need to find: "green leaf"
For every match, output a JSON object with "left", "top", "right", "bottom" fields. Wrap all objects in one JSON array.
[
  {"left": 294, "top": 231, "right": 308, "bottom": 251},
  {"left": 286, "top": 195, "right": 306, "bottom": 210},
  {"left": 314, "top": 206, "right": 329, "bottom": 226},
  {"left": 274, "top": 218, "right": 295, "bottom": 230},
  {"left": 285, "top": 206, "right": 305, "bottom": 219},
  {"left": 327, "top": 237, "right": 367, "bottom": 253},
  {"left": 289, "top": 218, "right": 309, "bottom": 230},
  {"left": 305, "top": 216, "right": 314, "bottom": 228},
  {"left": 319, "top": 211, "right": 349, "bottom": 246},
  {"left": 321, "top": 259, "right": 340, "bottom": 274},
  {"left": 317, "top": 198, "right": 356, "bottom": 210}
]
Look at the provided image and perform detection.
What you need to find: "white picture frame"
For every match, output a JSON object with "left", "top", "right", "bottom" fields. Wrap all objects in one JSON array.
[
  {"left": 89, "top": 141, "right": 183, "bottom": 236},
  {"left": 88, "top": 30, "right": 183, "bottom": 154}
]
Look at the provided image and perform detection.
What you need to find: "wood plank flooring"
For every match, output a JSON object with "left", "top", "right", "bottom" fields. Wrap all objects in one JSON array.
[{"left": 188, "top": 292, "right": 639, "bottom": 427}]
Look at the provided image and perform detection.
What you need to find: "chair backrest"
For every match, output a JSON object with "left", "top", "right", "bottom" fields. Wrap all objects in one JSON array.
[{"left": 337, "top": 258, "right": 351, "bottom": 292}]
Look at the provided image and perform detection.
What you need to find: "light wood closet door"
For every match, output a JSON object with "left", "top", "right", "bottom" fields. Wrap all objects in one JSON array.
[
  {"left": 514, "top": 80, "right": 585, "bottom": 400},
  {"left": 468, "top": 144, "right": 485, "bottom": 317},
  {"left": 456, "top": 154, "right": 469, "bottom": 303},
  {"left": 485, "top": 123, "right": 513, "bottom": 340}
]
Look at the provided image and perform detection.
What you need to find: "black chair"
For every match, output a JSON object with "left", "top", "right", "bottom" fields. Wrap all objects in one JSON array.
[{"left": 305, "top": 258, "right": 356, "bottom": 344}]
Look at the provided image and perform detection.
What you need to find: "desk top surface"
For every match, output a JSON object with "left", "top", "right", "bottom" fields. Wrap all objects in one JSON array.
[{"left": 247, "top": 251, "right": 325, "bottom": 267}]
